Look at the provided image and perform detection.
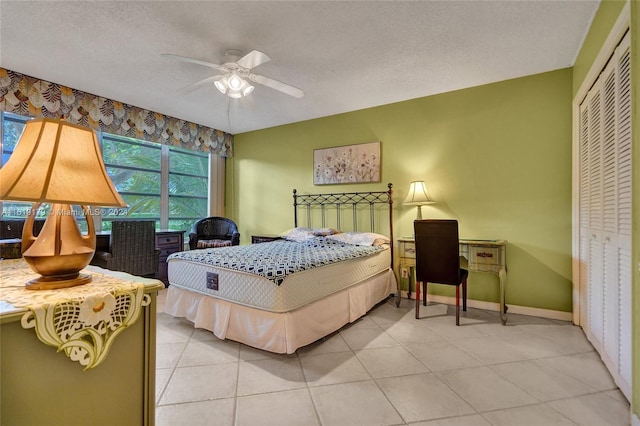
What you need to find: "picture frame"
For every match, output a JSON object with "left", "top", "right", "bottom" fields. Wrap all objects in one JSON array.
[{"left": 313, "top": 141, "right": 381, "bottom": 185}]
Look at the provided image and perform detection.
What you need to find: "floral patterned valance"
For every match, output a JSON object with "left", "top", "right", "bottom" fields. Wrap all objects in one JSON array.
[{"left": 0, "top": 69, "right": 233, "bottom": 157}]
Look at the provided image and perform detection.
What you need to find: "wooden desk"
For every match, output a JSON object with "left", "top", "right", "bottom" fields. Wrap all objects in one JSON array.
[{"left": 397, "top": 237, "right": 508, "bottom": 324}]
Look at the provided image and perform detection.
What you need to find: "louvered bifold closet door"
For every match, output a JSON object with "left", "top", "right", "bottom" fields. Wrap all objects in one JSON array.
[
  {"left": 581, "top": 77, "right": 604, "bottom": 350},
  {"left": 577, "top": 31, "right": 631, "bottom": 399},
  {"left": 578, "top": 91, "right": 591, "bottom": 330},
  {"left": 601, "top": 55, "right": 619, "bottom": 375},
  {"left": 615, "top": 35, "right": 632, "bottom": 395}
]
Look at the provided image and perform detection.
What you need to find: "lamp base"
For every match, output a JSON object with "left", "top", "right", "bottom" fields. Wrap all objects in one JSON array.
[
  {"left": 26, "top": 273, "right": 92, "bottom": 291},
  {"left": 21, "top": 203, "right": 97, "bottom": 290}
]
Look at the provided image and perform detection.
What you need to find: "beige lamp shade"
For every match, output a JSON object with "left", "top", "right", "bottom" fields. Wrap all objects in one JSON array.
[
  {"left": 0, "top": 118, "right": 126, "bottom": 207},
  {"left": 404, "top": 180, "right": 434, "bottom": 220},
  {"left": 404, "top": 181, "right": 435, "bottom": 206},
  {"left": 0, "top": 118, "right": 126, "bottom": 290}
]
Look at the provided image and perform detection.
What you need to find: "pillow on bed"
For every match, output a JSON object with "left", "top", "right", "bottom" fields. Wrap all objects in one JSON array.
[
  {"left": 281, "top": 227, "right": 316, "bottom": 242},
  {"left": 312, "top": 227, "right": 341, "bottom": 236},
  {"left": 326, "top": 232, "right": 390, "bottom": 246},
  {"left": 281, "top": 227, "right": 341, "bottom": 241}
]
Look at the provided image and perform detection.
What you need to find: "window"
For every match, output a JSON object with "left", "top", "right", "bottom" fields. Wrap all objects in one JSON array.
[
  {"left": 100, "top": 134, "right": 162, "bottom": 230},
  {"left": 168, "top": 146, "right": 209, "bottom": 232},
  {"left": 1, "top": 112, "right": 211, "bottom": 233},
  {"left": 0, "top": 113, "right": 44, "bottom": 220}
]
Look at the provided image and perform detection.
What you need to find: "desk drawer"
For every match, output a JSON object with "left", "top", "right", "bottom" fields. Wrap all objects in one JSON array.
[
  {"left": 468, "top": 245, "right": 501, "bottom": 267},
  {"left": 400, "top": 241, "right": 416, "bottom": 259}
]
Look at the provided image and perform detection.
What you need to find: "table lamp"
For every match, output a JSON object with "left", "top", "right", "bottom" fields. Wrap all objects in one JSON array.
[
  {"left": 0, "top": 118, "right": 126, "bottom": 290},
  {"left": 404, "top": 180, "right": 435, "bottom": 220}
]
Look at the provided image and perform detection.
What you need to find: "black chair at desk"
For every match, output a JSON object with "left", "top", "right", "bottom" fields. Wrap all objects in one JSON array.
[{"left": 414, "top": 219, "right": 469, "bottom": 325}]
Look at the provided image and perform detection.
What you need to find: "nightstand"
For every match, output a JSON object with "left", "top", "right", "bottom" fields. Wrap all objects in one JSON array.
[
  {"left": 251, "top": 234, "right": 282, "bottom": 244},
  {"left": 156, "top": 230, "right": 185, "bottom": 285}
]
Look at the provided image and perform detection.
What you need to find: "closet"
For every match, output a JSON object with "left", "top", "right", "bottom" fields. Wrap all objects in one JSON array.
[{"left": 577, "top": 31, "right": 631, "bottom": 399}]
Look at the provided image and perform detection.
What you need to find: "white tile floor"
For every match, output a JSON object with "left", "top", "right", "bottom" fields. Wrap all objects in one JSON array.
[{"left": 155, "top": 293, "right": 630, "bottom": 426}]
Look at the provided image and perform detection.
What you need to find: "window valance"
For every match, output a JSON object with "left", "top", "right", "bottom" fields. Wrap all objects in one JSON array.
[{"left": 0, "top": 68, "right": 233, "bottom": 157}]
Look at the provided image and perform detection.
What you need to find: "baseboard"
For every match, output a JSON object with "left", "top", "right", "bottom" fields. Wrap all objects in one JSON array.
[{"left": 398, "top": 291, "right": 573, "bottom": 322}]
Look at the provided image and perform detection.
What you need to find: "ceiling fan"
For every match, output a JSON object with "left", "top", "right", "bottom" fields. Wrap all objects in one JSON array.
[{"left": 162, "top": 49, "right": 304, "bottom": 99}]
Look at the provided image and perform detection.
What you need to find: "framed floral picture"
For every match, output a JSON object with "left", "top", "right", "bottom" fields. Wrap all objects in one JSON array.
[{"left": 313, "top": 141, "right": 380, "bottom": 185}]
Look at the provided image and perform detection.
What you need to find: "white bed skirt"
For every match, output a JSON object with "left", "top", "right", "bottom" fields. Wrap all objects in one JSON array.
[{"left": 163, "top": 269, "right": 397, "bottom": 354}]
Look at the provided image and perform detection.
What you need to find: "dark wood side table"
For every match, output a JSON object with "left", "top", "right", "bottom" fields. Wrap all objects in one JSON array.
[
  {"left": 155, "top": 230, "right": 185, "bottom": 285},
  {"left": 251, "top": 234, "right": 282, "bottom": 244},
  {"left": 0, "top": 238, "right": 22, "bottom": 259}
]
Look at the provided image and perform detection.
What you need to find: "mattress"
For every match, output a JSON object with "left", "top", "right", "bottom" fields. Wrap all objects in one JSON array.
[
  {"left": 163, "top": 269, "right": 396, "bottom": 353},
  {"left": 167, "top": 240, "right": 391, "bottom": 313}
]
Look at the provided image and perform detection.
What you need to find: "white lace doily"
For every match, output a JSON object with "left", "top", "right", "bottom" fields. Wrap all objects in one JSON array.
[{"left": 0, "top": 259, "right": 151, "bottom": 370}]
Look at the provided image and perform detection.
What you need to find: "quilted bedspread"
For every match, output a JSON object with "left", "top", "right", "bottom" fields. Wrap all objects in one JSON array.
[{"left": 167, "top": 237, "right": 384, "bottom": 286}]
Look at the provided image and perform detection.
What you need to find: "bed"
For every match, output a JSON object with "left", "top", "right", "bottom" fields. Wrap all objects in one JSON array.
[{"left": 163, "top": 184, "right": 397, "bottom": 353}]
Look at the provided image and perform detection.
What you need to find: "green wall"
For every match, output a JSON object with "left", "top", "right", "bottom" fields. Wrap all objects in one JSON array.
[
  {"left": 573, "top": 1, "right": 627, "bottom": 97},
  {"left": 572, "top": 0, "right": 638, "bottom": 419},
  {"left": 230, "top": 68, "right": 573, "bottom": 313}
]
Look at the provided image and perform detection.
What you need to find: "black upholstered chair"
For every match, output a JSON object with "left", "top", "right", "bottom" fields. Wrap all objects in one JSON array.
[
  {"left": 414, "top": 219, "right": 469, "bottom": 325},
  {"left": 189, "top": 217, "right": 240, "bottom": 249},
  {"left": 91, "top": 220, "right": 160, "bottom": 277}
]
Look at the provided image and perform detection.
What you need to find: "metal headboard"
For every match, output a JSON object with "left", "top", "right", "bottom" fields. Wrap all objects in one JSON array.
[{"left": 293, "top": 183, "right": 394, "bottom": 268}]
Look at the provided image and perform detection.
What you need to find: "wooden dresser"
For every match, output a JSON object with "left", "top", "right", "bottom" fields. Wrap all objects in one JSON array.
[{"left": 0, "top": 261, "right": 163, "bottom": 426}]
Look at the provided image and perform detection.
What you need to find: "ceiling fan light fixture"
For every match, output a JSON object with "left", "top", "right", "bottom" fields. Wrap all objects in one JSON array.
[
  {"left": 228, "top": 73, "right": 243, "bottom": 91},
  {"left": 242, "top": 84, "right": 254, "bottom": 97},
  {"left": 219, "top": 73, "right": 254, "bottom": 98},
  {"left": 164, "top": 49, "right": 304, "bottom": 99},
  {"left": 214, "top": 78, "right": 227, "bottom": 94}
]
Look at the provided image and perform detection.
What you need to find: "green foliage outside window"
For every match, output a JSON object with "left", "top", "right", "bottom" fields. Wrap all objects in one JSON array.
[
  {"left": 1, "top": 112, "right": 209, "bottom": 234},
  {"left": 168, "top": 147, "right": 208, "bottom": 232},
  {"left": 1, "top": 114, "right": 41, "bottom": 221}
]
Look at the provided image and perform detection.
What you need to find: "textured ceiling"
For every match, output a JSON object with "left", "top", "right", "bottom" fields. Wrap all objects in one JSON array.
[{"left": 0, "top": 1, "right": 599, "bottom": 134}]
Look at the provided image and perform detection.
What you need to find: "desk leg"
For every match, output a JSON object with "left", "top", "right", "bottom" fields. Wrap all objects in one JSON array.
[
  {"left": 395, "top": 266, "right": 415, "bottom": 308},
  {"left": 407, "top": 266, "right": 414, "bottom": 300},
  {"left": 415, "top": 278, "right": 420, "bottom": 319},
  {"left": 499, "top": 268, "right": 508, "bottom": 325}
]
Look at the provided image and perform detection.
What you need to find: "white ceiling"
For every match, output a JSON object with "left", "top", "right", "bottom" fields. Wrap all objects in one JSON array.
[{"left": 1, "top": 1, "right": 599, "bottom": 135}]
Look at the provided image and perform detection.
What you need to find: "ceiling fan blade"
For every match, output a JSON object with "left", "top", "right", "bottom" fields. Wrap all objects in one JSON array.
[
  {"left": 162, "top": 53, "right": 224, "bottom": 72},
  {"left": 178, "top": 75, "right": 221, "bottom": 94},
  {"left": 236, "top": 50, "right": 271, "bottom": 70},
  {"left": 250, "top": 74, "right": 304, "bottom": 98}
]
